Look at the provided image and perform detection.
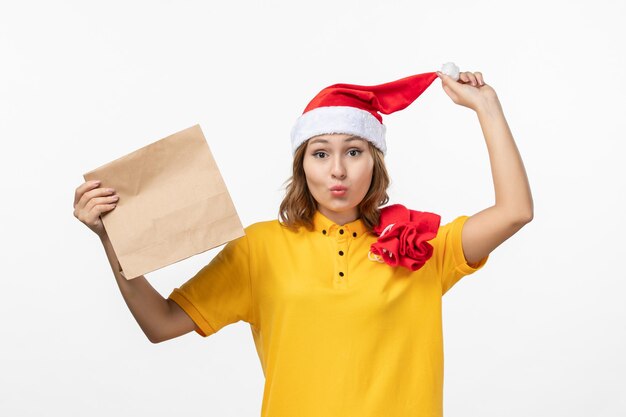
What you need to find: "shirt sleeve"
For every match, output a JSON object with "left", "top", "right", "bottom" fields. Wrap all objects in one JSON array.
[
  {"left": 167, "top": 233, "right": 253, "bottom": 337},
  {"left": 429, "top": 215, "right": 489, "bottom": 295}
]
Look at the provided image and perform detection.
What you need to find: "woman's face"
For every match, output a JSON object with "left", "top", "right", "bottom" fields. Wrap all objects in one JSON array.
[{"left": 303, "top": 133, "right": 374, "bottom": 225}]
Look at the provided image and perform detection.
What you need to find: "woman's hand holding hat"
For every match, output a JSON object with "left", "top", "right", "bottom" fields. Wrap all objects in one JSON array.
[{"left": 437, "top": 64, "right": 498, "bottom": 112}]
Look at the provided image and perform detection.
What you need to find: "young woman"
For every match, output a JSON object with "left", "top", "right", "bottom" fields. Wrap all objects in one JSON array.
[{"left": 73, "top": 64, "right": 533, "bottom": 416}]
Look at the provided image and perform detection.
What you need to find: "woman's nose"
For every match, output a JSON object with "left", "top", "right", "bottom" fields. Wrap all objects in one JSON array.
[{"left": 331, "top": 157, "right": 347, "bottom": 179}]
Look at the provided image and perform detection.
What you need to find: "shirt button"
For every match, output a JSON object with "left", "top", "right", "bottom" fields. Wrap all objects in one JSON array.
[
  {"left": 338, "top": 250, "right": 344, "bottom": 256},
  {"left": 339, "top": 272, "right": 344, "bottom": 277},
  {"left": 339, "top": 229, "right": 344, "bottom": 235}
]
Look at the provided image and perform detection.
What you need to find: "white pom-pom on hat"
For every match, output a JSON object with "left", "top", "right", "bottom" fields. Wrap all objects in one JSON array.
[{"left": 440, "top": 62, "right": 460, "bottom": 81}]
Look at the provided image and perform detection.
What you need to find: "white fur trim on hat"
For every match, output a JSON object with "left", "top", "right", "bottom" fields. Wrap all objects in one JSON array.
[{"left": 290, "top": 106, "right": 387, "bottom": 155}]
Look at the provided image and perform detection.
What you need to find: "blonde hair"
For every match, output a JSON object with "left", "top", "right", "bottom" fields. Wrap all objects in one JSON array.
[{"left": 278, "top": 139, "right": 390, "bottom": 232}]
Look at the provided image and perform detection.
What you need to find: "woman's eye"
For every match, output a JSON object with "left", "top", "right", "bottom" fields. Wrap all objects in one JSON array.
[{"left": 312, "top": 149, "right": 361, "bottom": 158}]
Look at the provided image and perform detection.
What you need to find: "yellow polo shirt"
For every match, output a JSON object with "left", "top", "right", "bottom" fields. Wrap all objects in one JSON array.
[{"left": 168, "top": 210, "right": 488, "bottom": 417}]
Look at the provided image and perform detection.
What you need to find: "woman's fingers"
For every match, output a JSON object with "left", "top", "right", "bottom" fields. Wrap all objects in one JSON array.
[
  {"left": 474, "top": 71, "right": 484, "bottom": 85},
  {"left": 462, "top": 71, "right": 477, "bottom": 86},
  {"left": 74, "top": 180, "right": 101, "bottom": 207},
  {"left": 459, "top": 71, "right": 485, "bottom": 87},
  {"left": 89, "top": 198, "right": 117, "bottom": 223},
  {"left": 77, "top": 184, "right": 116, "bottom": 210},
  {"left": 73, "top": 180, "right": 120, "bottom": 239},
  {"left": 85, "top": 193, "right": 119, "bottom": 213},
  {"left": 73, "top": 180, "right": 119, "bottom": 236}
]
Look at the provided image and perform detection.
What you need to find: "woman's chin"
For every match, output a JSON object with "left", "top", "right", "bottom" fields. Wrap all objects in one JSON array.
[{"left": 319, "top": 202, "right": 358, "bottom": 215}]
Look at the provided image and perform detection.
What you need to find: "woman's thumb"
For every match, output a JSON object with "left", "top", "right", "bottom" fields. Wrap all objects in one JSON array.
[{"left": 437, "top": 71, "right": 457, "bottom": 90}]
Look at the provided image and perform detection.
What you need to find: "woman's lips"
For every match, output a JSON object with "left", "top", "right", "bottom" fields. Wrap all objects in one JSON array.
[{"left": 330, "top": 186, "right": 347, "bottom": 197}]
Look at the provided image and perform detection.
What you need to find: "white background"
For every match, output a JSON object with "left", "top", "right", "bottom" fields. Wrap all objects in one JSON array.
[{"left": 1, "top": 0, "right": 624, "bottom": 416}]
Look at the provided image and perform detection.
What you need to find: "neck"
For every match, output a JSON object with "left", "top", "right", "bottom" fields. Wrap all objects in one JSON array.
[{"left": 318, "top": 207, "right": 359, "bottom": 226}]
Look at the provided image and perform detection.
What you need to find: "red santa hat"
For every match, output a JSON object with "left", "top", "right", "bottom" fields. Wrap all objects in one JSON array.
[{"left": 290, "top": 62, "right": 460, "bottom": 155}]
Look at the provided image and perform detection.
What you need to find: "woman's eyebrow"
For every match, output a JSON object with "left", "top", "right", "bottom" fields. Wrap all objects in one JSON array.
[
  {"left": 309, "top": 135, "right": 363, "bottom": 145},
  {"left": 344, "top": 136, "right": 365, "bottom": 143}
]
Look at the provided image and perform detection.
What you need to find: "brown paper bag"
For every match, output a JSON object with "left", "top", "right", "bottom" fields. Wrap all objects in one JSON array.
[{"left": 83, "top": 124, "right": 244, "bottom": 279}]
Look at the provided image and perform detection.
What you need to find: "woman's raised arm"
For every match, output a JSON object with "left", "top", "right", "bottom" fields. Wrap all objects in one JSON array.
[
  {"left": 74, "top": 180, "right": 197, "bottom": 343},
  {"left": 436, "top": 71, "right": 534, "bottom": 265},
  {"left": 99, "top": 233, "right": 198, "bottom": 343}
]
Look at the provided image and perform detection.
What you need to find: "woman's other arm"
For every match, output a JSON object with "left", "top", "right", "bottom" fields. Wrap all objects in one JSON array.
[
  {"left": 437, "top": 71, "right": 534, "bottom": 265},
  {"left": 100, "top": 233, "right": 198, "bottom": 343},
  {"left": 74, "top": 180, "right": 197, "bottom": 343}
]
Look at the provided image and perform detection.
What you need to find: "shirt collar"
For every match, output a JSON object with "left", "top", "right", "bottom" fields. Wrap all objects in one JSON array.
[{"left": 312, "top": 210, "right": 369, "bottom": 238}]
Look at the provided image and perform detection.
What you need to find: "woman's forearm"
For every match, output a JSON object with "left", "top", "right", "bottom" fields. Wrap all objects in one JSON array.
[
  {"left": 99, "top": 233, "right": 175, "bottom": 343},
  {"left": 475, "top": 96, "right": 534, "bottom": 222}
]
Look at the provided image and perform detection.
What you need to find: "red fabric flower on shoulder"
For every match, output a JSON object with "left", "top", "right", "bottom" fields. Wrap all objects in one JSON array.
[{"left": 369, "top": 204, "right": 441, "bottom": 271}]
